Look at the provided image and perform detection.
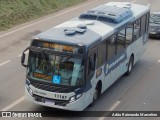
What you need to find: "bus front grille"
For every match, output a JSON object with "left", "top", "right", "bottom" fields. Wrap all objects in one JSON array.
[
  {"left": 31, "top": 82, "right": 74, "bottom": 93},
  {"left": 33, "top": 94, "right": 68, "bottom": 106}
]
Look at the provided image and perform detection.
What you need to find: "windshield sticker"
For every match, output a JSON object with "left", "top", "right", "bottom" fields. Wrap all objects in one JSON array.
[
  {"left": 33, "top": 72, "right": 52, "bottom": 81},
  {"left": 96, "top": 68, "right": 102, "bottom": 78},
  {"left": 52, "top": 75, "right": 61, "bottom": 84}
]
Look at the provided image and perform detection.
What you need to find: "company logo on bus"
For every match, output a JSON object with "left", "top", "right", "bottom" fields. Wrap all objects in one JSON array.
[
  {"left": 104, "top": 54, "right": 127, "bottom": 76},
  {"left": 34, "top": 90, "right": 47, "bottom": 96},
  {"left": 105, "top": 64, "right": 109, "bottom": 75}
]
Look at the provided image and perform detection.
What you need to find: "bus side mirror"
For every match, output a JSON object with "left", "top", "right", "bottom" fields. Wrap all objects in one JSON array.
[{"left": 21, "top": 47, "right": 29, "bottom": 67}]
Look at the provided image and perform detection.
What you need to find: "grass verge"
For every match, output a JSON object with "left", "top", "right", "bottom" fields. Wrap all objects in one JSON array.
[{"left": 0, "top": 0, "right": 86, "bottom": 31}]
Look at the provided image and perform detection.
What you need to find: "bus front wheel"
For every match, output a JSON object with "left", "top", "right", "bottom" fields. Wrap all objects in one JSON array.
[
  {"left": 90, "top": 82, "right": 101, "bottom": 106},
  {"left": 126, "top": 55, "right": 134, "bottom": 75}
]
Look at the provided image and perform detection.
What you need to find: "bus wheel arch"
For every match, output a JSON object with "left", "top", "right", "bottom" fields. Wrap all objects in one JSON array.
[
  {"left": 126, "top": 54, "right": 134, "bottom": 75},
  {"left": 96, "top": 80, "right": 102, "bottom": 97},
  {"left": 131, "top": 54, "right": 134, "bottom": 64},
  {"left": 91, "top": 80, "right": 102, "bottom": 106}
]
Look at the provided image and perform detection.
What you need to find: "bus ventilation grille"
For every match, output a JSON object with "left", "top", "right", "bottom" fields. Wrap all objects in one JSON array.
[
  {"left": 32, "top": 82, "right": 75, "bottom": 93},
  {"left": 79, "top": 5, "right": 133, "bottom": 24}
]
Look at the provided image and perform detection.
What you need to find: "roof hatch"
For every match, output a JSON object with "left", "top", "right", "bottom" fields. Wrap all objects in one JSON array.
[
  {"left": 64, "top": 27, "right": 87, "bottom": 36},
  {"left": 79, "top": 5, "right": 133, "bottom": 23}
]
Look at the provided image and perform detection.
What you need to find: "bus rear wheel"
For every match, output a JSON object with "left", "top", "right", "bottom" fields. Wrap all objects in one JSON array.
[{"left": 126, "top": 55, "right": 134, "bottom": 75}]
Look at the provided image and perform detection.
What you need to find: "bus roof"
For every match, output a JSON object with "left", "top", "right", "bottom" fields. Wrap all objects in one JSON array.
[{"left": 35, "top": 2, "right": 150, "bottom": 48}]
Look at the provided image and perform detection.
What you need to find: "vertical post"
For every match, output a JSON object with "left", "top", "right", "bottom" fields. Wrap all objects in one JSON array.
[{"left": 128, "top": 0, "right": 132, "bottom": 8}]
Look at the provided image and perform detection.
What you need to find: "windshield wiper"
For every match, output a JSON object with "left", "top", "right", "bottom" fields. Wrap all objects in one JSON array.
[
  {"left": 151, "top": 20, "right": 160, "bottom": 24},
  {"left": 38, "top": 50, "right": 54, "bottom": 74},
  {"left": 154, "top": 22, "right": 160, "bottom": 24},
  {"left": 39, "top": 51, "right": 46, "bottom": 61},
  {"left": 60, "top": 56, "right": 72, "bottom": 63}
]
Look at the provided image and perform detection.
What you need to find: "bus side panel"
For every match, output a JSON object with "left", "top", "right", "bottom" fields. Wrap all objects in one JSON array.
[
  {"left": 101, "top": 51, "right": 128, "bottom": 93},
  {"left": 127, "top": 33, "right": 148, "bottom": 65},
  {"left": 83, "top": 73, "right": 98, "bottom": 108},
  {"left": 100, "top": 34, "right": 147, "bottom": 93}
]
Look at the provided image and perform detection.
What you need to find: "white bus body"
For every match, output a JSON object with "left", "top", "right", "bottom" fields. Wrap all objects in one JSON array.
[{"left": 22, "top": 2, "right": 150, "bottom": 111}]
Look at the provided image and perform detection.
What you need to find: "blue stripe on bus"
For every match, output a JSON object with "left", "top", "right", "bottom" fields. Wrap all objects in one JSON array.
[
  {"left": 73, "top": 81, "right": 92, "bottom": 94},
  {"left": 104, "top": 50, "right": 127, "bottom": 76},
  {"left": 74, "top": 86, "right": 85, "bottom": 95},
  {"left": 84, "top": 81, "right": 92, "bottom": 92}
]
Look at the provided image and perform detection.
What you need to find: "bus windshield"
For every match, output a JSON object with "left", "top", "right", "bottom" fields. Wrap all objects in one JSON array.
[{"left": 27, "top": 51, "right": 84, "bottom": 87}]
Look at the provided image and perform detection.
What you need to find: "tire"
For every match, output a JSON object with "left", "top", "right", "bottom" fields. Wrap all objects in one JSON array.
[{"left": 126, "top": 56, "right": 134, "bottom": 75}]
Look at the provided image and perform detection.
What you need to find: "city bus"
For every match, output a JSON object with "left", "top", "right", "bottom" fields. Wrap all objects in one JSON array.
[{"left": 21, "top": 2, "right": 150, "bottom": 111}]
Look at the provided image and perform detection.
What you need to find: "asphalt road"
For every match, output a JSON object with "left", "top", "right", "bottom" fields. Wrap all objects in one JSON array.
[{"left": 0, "top": 0, "right": 160, "bottom": 120}]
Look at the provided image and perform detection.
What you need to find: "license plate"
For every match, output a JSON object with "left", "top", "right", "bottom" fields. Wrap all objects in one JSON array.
[
  {"left": 45, "top": 99, "right": 55, "bottom": 105},
  {"left": 150, "top": 32, "right": 156, "bottom": 34},
  {"left": 35, "top": 97, "right": 45, "bottom": 103}
]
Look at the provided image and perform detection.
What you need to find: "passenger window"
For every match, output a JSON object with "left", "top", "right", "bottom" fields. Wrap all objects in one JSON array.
[
  {"left": 97, "top": 40, "right": 107, "bottom": 67},
  {"left": 87, "top": 53, "right": 96, "bottom": 75},
  {"left": 117, "top": 29, "right": 125, "bottom": 53},
  {"left": 134, "top": 19, "right": 141, "bottom": 40},
  {"left": 126, "top": 23, "right": 133, "bottom": 46},
  {"left": 140, "top": 15, "right": 146, "bottom": 36},
  {"left": 145, "top": 13, "right": 149, "bottom": 32},
  {"left": 107, "top": 35, "right": 116, "bottom": 60}
]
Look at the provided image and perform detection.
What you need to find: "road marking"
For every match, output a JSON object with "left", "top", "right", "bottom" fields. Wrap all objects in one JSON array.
[
  {"left": 158, "top": 59, "right": 160, "bottom": 63},
  {"left": 98, "top": 117, "right": 105, "bottom": 120},
  {"left": 109, "top": 101, "right": 121, "bottom": 111},
  {"left": 98, "top": 101, "right": 121, "bottom": 120},
  {"left": 132, "top": 0, "right": 137, "bottom": 3},
  {"left": 18, "top": 54, "right": 22, "bottom": 57},
  {"left": 0, "top": 0, "right": 98, "bottom": 38},
  {"left": 0, "top": 60, "right": 11, "bottom": 67},
  {"left": 1, "top": 96, "right": 25, "bottom": 111}
]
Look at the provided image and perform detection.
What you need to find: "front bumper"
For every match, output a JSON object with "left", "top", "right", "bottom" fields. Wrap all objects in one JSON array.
[
  {"left": 25, "top": 86, "right": 85, "bottom": 111},
  {"left": 149, "top": 32, "right": 160, "bottom": 38}
]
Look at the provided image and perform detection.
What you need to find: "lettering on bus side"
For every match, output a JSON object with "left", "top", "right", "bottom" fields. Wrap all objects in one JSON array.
[{"left": 104, "top": 52, "right": 127, "bottom": 76}]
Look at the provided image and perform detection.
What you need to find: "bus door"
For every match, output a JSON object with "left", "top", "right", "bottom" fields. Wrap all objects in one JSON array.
[{"left": 84, "top": 46, "right": 97, "bottom": 107}]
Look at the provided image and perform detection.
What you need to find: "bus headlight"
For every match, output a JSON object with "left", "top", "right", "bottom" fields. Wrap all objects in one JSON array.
[
  {"left": 69, "top": 96, "right": 76, "bottom": 103},
  {"left": 25, "top": 79, "right": 33, "bottom": 96},
  {"left": 76, "top": 94, "right": 82, "bottom": 99},
  {"left": 69, "top": 94, "right": 82, "bottom": 103},
  {"left": 26, "top": 85, "right": 33, "bottom": 96},
  {"left": 26, "top": 79, "right": 30, "bottom": 86},
  {"left": 28, "top": 87, "right": 33, "bottom": 96}
]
